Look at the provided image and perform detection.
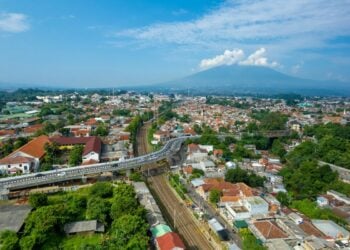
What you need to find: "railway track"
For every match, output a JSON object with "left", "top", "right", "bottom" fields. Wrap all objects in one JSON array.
[{"left": 137, "top": 123, "right": 214, "bottom": 250}]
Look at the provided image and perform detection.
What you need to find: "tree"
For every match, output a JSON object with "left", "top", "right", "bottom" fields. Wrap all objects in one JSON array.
[
  {"left": 239, "top": 228, "right": 267, "bottom": 250},
  {"left": 39, "top": 106, "right": 53, "bottom": 117},
  {"left": 110, "top": 214, "right": 149, "bottom": 248},
  {"left": 113, "top": 109, "right": 131, "bottom": 117},
  {"left": 129, "top": 172, "right": 143, "bottom": 182},
  {"left": 225, "top": 167, "right": 265, "bottom": 187},
  {"left": 189, "top": 168, "right": 205, "bottom": 180},
  {"left": 179, "top": 114, "right": 191, "bottom": 123},
  {"left": 209, "top": 189, "right": 221, "bottom": 204},
  {"left": 0, "top": 230, "right": 19, "bottom": 250},
  {"left": 271, "top": 139, "right": 287, "bottom": 159},
  {"left": 21, "top": 205, "right": 64, "bottom": 249},
  {"left": 93, "top": 124, "right": 109, "bottom": 136},
  {"left": 86, "top": 197, "right": 110, "bottom": 225},
  {"left": 28, "top": 193, "right": 48, "bottom": 208},
  {"left": 193, "top": 124, "right": 202, "bottom": 134},
  {"left": 43, "top": 122, "right": 56, "bottom": 134},
  {"left": 110, "top": 196, "right": 138, "bottom": 220},
  {"left": 13, "top": 137, "right": 28, "bottom": 150},
  {"left": 68, "top": 145, "right": 84, "bottom": 166},
  {"left": 276, "top": 192, "right": 292, "bottom": 207},
  {"left": 90, "top": 182, "right": 113, "bottom": 198}
]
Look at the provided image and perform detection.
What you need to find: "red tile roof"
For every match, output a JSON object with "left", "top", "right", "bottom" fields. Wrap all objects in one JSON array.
[
  {"left": 201, "top": 179, "right": 253, "bottom": 197},
  {"left": 10, "top": 135, "right": 50, "bottom": 159},
  {"left": 299, "top": 220, "right": 325, "bottom": 238},
  {"left": 156, "top": 232, "right": 185, "bottom": 250},
  {"left": 83, "top": 136, "right": 102, "bottom": 156},
  {"left": 0, "top": 129, "right": 15, "bottom": 136},
  {"left": 0, "top": 156, "right": 34, "bottom": 165},
  {"left": 23, "top": 124, "right": 43, "bottom": 134},
  {"left": 253, "top": 221, "right": 288, "bottom": 239},
  {"left": 50, "top": 136, "right": 102, "bottom": 156},
  {"left": 50, "top": 137, "right": 90, "bottom": 145}
]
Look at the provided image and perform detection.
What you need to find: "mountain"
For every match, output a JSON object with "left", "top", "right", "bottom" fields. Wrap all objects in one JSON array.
[{"left": 152, "top": 65, "right": 350, "bottom": 96}]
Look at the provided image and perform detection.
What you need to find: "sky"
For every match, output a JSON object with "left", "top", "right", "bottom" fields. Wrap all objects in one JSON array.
[{"left": 0, "top": 0, "right": 350, "bottom": 88}]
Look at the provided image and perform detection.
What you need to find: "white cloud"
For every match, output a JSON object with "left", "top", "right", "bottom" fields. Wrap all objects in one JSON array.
[
  {"left": 239, "top": 48, "right": 278, "bottom": 67},
  {"left": 199, "top": 48, "right": 278, "bottom": 69},
  {"left": 114, "top": 0, "right": 350, "bottom": 51},
  {"left": 0, "top": 13, "right": 30, "bottom": 33},
  {"left": 200, "top": 49, "right": 245, "bottom": 69}
]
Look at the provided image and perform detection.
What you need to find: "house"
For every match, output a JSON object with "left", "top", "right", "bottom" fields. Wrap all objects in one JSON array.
[
  {"left": 311, "top": 219, "right": 350, "bottom": 243},
  {"left": 316, "top": 196, "right": 329, "bottom": 207},
  {"left": 225, "top": 196, "right": 269, "bottom": 220},
  {"left": 133, "top": 182, "right": 165, "bottom": 226},
  {"left": 208, "top": 218, "right": 228, "bottom": 241},
  {"left": 243, "top": 196, "right": 269, "bottom": 216},
  {"left": 50, "top": 136, "right": 102, "bottom": 164},
  {"left": 301, "top": 235, "right": 333, "bottom": 250},
  {"left": 64, "top": 220, "right": 105, "bottom": 235},
  {"left": 0, "top": 205, "right": 32, "bottom": 232},
  {"left": 213, "top": 149, "right": 223, "bottom": 158},
  {"left": 326, "top": 190, "right": 350, "bottom": 205},
  {"left": 153, "top": 131, "right": 170, "bottom": 143},
  {"left": 151, "top": 224, "right": 172, "bottom": 238},
  {"left": 250, "top": 220, "right": 288, "bottom": 242},
  {"left": 22, "top": 124, "right": 43, "bottom": 135},
  {"left": 82, "top": 136, "right": 102, "bottom": 163},
  {"left": 0, "top": 135, "right": 50, "bottom": 174},
  {"left": 155, "top": 232, "right": 185, "bottom": 250}
]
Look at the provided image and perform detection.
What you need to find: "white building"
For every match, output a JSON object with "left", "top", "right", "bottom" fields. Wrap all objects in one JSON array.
[
  {"left": 225, "top": 196, "right": 269, "bottom": 220},
  {"left": 0, "top": 135, "right": 50, "bottom": 174}
]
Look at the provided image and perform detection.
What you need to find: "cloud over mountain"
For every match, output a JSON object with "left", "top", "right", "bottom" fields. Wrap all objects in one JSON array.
[{"left": 199, "top": 48, "right": 278, "bottom": 69}]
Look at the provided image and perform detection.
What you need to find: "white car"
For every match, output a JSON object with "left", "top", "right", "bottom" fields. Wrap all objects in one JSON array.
[{"left": 57, "top": 172, "right": 66, "bottom": 177}]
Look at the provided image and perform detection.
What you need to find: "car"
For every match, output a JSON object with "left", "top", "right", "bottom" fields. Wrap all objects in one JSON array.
[
  {"left": 57, "top": 172, "right": 66, "bottom": 177},
  {"left": 35, "top": 173, "right": 44, "bottom": 177}
]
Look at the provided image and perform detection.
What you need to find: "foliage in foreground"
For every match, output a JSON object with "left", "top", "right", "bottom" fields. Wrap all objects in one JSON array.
[{"left": 0, "top": 182, "right": 149, "bottom": 250}]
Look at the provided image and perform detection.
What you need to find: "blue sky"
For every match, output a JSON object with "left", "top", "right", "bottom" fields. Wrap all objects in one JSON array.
[{"left": 0, "top": 0, "right": 350, "bottom": 88}]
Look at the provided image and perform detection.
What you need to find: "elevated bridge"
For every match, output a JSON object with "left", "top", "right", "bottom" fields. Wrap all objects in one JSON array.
[{"left": 0, "top": 136, "right": 196, "bottom": 200}]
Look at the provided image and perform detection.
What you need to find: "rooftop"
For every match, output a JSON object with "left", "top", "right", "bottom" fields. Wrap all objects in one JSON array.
[
  {"left": 63, "top": 220, "right": 105, "bottom": 234},
  {"left": 312, "top": 219, "right": 349, "bottom": 239},
  {"left": 253, "top": 221, "right": 288, "bottom": 239},
  {"left": 10, "top": 135, "right": 50, "bottom": 159},
  {"left": 0, "top": 204, "right": 32, "bottom": 232},
  {"left": 156, "top": 232, "right": 185, "bottom": 250}
]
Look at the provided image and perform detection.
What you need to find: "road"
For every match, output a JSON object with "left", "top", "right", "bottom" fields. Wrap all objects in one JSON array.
[
  {"left": 182, "top": 179, "right": 243, "bottom": 248},
  {"left": 0, "top": 132, "right": 192, "bottom": 196},
  {"left": 137, "top": 124, "right": 215, "bottom": 250}
]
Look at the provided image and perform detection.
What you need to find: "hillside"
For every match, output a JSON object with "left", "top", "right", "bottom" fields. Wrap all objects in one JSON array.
[{"left": 152, "top": 65, "right": 350, "bottom": 96}]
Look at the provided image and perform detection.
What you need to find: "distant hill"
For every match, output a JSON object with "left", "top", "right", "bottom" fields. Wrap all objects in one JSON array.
[{"left": 151, "top": 65, "right": 350, "bottom": 96}]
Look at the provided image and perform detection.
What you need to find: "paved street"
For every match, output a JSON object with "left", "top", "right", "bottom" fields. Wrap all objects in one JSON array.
[{"left": 181, "top": 179, "right": 243, "bottom": 248}]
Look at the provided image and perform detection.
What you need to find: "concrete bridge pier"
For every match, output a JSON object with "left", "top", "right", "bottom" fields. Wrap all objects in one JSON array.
[
  {"left": 126, "top": 169, "right": 131, "bottom": 177},
  {"left": 81, "top": 176, "right": 87, "bottom": 184},
  {"left": 0, "top": 188, "right": 9, "bottom": 200}
]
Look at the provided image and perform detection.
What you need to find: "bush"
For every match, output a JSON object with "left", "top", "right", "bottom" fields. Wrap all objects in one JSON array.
[
  {"left": 28, "top": 193, "right": 48, "bottom": 208},
  {"left": 90, "top": 182, "right": 113, "bottom": 198}
]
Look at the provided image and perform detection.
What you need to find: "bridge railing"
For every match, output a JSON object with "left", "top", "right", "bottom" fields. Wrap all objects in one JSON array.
[{"left": 0, "top": 135, "right": 196, "bottom": 190}]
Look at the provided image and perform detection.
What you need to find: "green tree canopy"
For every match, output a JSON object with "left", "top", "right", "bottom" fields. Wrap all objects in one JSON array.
[
  {"left": 68, "top": 145, "right": 84, "bottom": 166},
  {"left": 209, "top": 189, "right": 221, "bottom": 204},
  {"left": 0, "top": 230, "right": 19, "bottom": 250},
  {"left": 89, "top": 182, "right": 114, "bottom": 198},
  {"left": 28, "top": 193, "right": 48, "bottom": 208}
]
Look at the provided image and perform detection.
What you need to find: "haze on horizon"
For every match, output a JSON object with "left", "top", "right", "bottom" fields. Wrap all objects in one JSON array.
[{"left": 0, "top": 0, "right": 350, "bottom": 88}]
